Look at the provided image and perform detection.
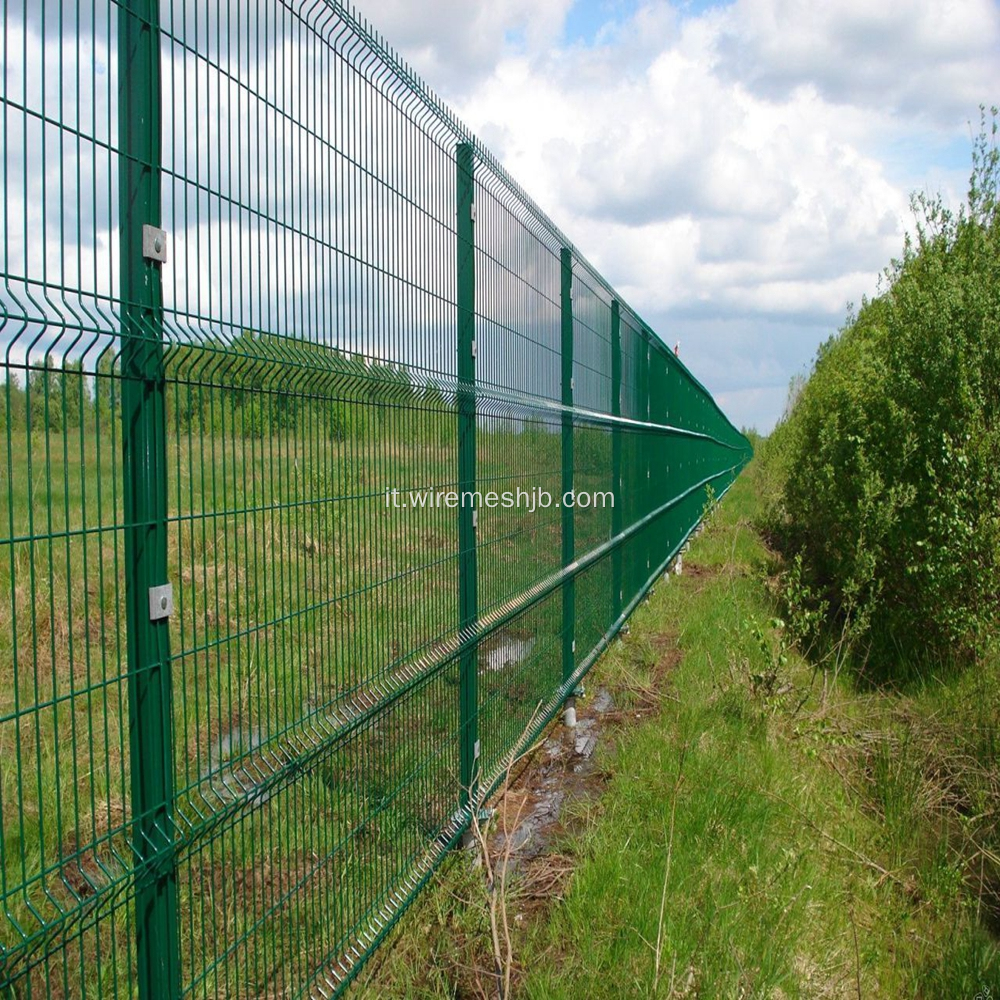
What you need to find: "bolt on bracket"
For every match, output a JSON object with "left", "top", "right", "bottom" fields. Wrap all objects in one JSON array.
[
  {"left": 142, "top": 225, "right": 167, "bottom": 263},
  {"left": 148, "top": 583, "right": 173, "bottom": 621}
]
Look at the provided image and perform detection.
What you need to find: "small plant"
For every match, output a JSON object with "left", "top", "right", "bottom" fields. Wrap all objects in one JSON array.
[
  {"left": 781, "top": 552, "right": 828, "bottom": 657},
  {"left": 869, "top": 730, "right": 921, "bottom": 842},
  {"left": 463, "top": 703, "right": 544, "bottom": 1000},
  {"left": 731, "top": 614, "right": 791, "bottom": 707},
  {"left": 701, "top": 483, "right": 717, "bottom": 525}
]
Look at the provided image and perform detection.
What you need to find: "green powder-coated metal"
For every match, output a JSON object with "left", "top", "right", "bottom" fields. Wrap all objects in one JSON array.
[
  {"left": 611, "top": 299, "right": 623, "bottom": 622},
  {"left": 0, "top": 2, "right": 752, "bottom": 996},
  {"left": 560, "top": 247, "right": 575, "bottom": 683},
  {"left": 456, "top": 142, "right": 478, "bottom": 810},
  {"left": 118, "top": 1, "right": 181, "bottom": 997}
]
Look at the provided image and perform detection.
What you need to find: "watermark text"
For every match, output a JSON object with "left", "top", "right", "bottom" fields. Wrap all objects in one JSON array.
[{"left": 383, "top": 487, "right": 614, "bottom": 512}]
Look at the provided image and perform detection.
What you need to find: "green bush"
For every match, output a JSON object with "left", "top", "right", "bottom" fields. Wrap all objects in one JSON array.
[{"left": 766, "top": 112, "right": 1000, "bottom": 665}]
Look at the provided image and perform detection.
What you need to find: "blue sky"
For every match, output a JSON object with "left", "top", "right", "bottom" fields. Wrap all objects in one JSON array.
[
  {"left": 356, "top": 0, "right": 999, "bottom": 431},
  {"left": 563, "top": 0, "right": 724, "bottom": 42},
  {"left": 562, "top": 0, "right": 640, "bottom": 43}
]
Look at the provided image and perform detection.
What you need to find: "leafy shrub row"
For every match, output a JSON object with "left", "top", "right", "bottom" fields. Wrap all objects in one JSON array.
[{"left": 762, "top": 113, "right": 1000, "bottom": 666}]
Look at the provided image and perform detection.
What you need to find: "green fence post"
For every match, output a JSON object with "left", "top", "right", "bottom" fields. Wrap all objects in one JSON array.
[
  {"left": 611, "top": 300, "right": 622, "bottom": 622},
  {"left": 118, "top": 1, "right": 180, "bottom": 997},
  {"left": 560, "top": 247, "right": 576, "bottom": 725},
  {"left": 641, "top": 332, "right": 652, "bottom": 578},
  {"left": 456, "top": 142, "right": 479, "bottom": 817}
]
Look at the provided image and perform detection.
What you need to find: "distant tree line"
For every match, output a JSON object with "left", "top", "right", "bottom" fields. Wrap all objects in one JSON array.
[{"left": 2, "top": 331, "right": 457, "bottom": 444}]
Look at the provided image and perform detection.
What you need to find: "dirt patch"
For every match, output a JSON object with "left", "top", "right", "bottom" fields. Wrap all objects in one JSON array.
[
  {"left": 490, "top": 693, "right": 614, "bottom": 867},
  {"left": 58, "top": 836, "right": 110, "bottom": 901},
  {"left": 651, "top": 633, "right": 684, "bottom": 669},
  {"left": 678, "top": 561, "right": 711, "bottom": 579},
  {"left": 480, "top": 623, "right": 683, "bottom": 935}
]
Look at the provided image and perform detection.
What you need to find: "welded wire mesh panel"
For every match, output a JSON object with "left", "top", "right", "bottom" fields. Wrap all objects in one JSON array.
[
  {"left": 0, "top": 0, "right": 138, "bottom": 996},
  {"left": 569, "top": 265, "right": 614, "bottom": 668},
  {"left": 155, "top": 2, "right": 471, "bottom": 995},
  {"left": 474, "top": 170, "right": 564, "bottom": 623},
  {"left": 0, "top": 0, "right": 751, "bottom": 996}
]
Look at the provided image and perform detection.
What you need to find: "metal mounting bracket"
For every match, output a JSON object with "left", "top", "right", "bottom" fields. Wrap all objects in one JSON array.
[
  {"left": 142, "top": 225, "right": 167, "bottom": 263},
  {"left": 148, "top": 583, "right": 173, "bottom": 621}
]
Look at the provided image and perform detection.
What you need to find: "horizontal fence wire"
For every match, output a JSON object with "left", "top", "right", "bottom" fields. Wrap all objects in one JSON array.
[{"left": 0, "top": 0, "right": 752, "bottom": 996}]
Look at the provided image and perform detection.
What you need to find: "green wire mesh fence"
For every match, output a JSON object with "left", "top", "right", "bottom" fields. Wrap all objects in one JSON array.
[{"left": 0, "top": 0, "right": 751, "bottom": 996}]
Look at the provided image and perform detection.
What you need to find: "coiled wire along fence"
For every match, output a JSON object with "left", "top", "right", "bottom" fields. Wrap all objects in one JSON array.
[{"left": 0, "top": 0, "right": 750, "bottom": 996}]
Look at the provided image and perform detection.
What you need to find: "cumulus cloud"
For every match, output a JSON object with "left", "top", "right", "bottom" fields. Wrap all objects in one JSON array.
[
  {"left": 715, "top": 0, "right": 1000, "bottom": 124},
  {"left": 347, "top": 0, "right": 575, "bottom": 90},
  {"left": 453, "top": 23, "right": 913, "bottom": 318}
]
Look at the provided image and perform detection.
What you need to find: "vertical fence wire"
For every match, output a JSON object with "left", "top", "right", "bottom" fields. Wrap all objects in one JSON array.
[{"left": 0, "top": 1, "right": 752, "bottom": 996}]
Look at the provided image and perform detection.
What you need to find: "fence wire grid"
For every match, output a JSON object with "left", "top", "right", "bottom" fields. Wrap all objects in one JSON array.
[{"left": 0, "top": 0, "right": 752, "bottom": 996}]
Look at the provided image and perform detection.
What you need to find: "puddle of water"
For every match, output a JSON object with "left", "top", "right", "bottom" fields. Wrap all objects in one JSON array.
[
  {"left": 591, "top": 688, "right": 614, "bottom": 714},
  {"left": 482, "top": 635, "right": 536, "bottom": 673},
  {"left": 491, "top": 700, "right": 610, "bottom": 866}
]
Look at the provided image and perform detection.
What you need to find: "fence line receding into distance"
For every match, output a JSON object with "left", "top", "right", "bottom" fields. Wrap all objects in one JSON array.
[{"left": 0, "top": 1, "right": 751, "bottom": 996}]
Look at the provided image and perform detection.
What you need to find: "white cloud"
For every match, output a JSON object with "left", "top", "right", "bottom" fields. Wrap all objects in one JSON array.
[
  {"left": 716, "top": 383, "right": 789, "bottom": 432},
  {"left": 716, "top": 0, "right": 1000, "bottom": 125},
  {"left": 347, "top": 0, "right": 575, "bottom": 90},
  {"left": 453, "top": 20, "right": 913, "bottom": 316}
]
